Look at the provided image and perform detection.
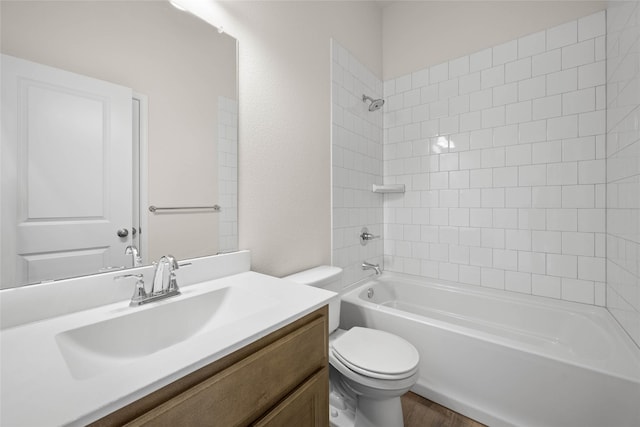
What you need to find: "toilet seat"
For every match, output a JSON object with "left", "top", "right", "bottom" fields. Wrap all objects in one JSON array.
[{"left": 330, "top": 327, "right": 419, "bottom": 380}]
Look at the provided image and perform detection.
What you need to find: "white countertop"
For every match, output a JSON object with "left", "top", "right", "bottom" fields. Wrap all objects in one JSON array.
[{"left": 1, "top": 271, "right": 334, "bottom": 426}]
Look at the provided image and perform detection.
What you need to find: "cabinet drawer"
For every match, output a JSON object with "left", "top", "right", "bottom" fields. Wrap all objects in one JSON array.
[
  {"left": 252, "top": 367, "right": 329, "bottom": 427},
  {"left": 127, "top": 314, "right": 327, "bottom": 427}
]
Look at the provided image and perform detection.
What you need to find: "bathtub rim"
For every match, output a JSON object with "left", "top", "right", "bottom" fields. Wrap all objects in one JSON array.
[{"left": 341, "top": 271, "right": 640, "bottom": 383}]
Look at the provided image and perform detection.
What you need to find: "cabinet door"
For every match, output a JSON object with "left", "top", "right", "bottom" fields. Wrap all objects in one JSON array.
[{"left": 253, "top": 368, "right": 329, "bottom": 427}]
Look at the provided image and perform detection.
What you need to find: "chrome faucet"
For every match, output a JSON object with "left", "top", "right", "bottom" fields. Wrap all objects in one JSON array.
[
  {"left": 125, "top": 245, "right": 143, "bottom": 267},
  {"left": 362, "top": 261, "right": 381, "bottom": 275},
  {"left": 115, "top": 255, "right": 181, "bottom": 307}
]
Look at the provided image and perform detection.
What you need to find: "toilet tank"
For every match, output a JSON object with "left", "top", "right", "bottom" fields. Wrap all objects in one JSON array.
[{"left": 284, "top": 266, "right": 342, "bottom": 333}]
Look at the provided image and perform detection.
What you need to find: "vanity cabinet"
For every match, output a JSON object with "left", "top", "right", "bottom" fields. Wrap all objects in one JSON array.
[{"left": 91, "top": 306, "right": 329, "bottom": 427}]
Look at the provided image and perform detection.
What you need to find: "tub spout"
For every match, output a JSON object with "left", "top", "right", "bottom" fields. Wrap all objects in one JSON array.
[{"left": 362, "top": 261, "right": 381, "bottom": 275}]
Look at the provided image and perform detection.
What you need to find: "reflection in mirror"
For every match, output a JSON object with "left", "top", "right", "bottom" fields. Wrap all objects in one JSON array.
[{"left": 0, "top": 1, "right": 238, "bottom": 288}]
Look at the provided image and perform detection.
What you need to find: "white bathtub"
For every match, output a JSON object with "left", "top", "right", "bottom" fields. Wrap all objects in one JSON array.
[{"left": 339, "top": 273, "right": 640, "bottom": 427}]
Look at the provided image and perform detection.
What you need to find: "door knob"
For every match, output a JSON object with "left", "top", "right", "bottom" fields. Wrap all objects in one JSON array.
[{"left": 117, "top": 228, "right": 129, "bottom": 238}]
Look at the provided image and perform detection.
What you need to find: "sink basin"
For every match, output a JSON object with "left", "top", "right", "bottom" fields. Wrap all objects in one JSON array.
[{"left": 56, "top": 285, "right": 277, "bottom": 379}]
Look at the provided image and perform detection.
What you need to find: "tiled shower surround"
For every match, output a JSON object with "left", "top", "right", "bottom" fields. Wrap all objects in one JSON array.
[
  {"left": 383, "top": 12, "right": 607, "bottom": 306},
  {"left": 332, "top": 7, "right": 640, "bottom": 347},
  {"left": 606, "top": 2, "right": 640, "bottom": 346},
  {"left": 331, "top": 40, "right": 384, "bottom": 286}
]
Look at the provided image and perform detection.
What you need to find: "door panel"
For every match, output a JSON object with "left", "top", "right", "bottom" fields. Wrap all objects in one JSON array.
[{"left": 1, "top": 54, "right": 133, "bottom": 287}]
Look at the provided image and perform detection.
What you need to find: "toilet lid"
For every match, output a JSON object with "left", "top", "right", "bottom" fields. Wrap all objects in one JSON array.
[{"left": 331, "top": 327, "right": 419, "bottom": 380}]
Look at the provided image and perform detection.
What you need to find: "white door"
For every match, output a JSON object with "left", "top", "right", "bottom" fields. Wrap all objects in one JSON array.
[{"left": 1, "top": 54, "right": 133, "bottom": 287}]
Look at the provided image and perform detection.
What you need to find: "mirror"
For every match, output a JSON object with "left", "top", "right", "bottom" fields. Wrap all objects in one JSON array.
[{"left": 0, "top": 0, "right": 238, "bottom": 288}]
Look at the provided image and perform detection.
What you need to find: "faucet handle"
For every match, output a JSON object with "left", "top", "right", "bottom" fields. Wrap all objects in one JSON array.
[{"left": 115, "top": 273, "right": 147, "bottom": 305}]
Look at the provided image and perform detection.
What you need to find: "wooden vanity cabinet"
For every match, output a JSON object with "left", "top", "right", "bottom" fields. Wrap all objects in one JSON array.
[{"left": 91, "top": 306, "right": 329, "bottom": 427}]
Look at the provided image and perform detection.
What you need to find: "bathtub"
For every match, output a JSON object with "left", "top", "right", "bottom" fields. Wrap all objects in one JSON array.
[{"left": 339, "top": 273, "right": 640, "bottom": 427}]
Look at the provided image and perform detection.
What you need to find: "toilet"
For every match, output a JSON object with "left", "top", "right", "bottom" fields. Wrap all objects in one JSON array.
[{"left": 285, "top": 266, "right": 419, "bottom": 427}]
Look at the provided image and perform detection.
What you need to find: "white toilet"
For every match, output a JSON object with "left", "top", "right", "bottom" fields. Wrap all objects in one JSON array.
[{"left": 285, "top": 266, "right": 419, "bottom": 427}]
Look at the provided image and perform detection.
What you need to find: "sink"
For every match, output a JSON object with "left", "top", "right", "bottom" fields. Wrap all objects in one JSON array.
[{"left": 56, "top": 285, "right": 277, "bottom": 379}]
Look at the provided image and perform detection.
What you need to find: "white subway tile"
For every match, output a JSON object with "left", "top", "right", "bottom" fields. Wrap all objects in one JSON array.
[
  {"left": 450, "top": 208, "right": 470, "bottom": 226},
  {"left": 403, "top": 89, "right": 421, "bottom": 108},
  {"left": 520, "top": 252, "right": 546, "bottom": 274},
  {"left": 506, "top": 144, "right": 532, "bottom": 166},
  {"left": 460, "top": 189, "right": 481, "bottom": 208},
  {"left": 532, "top": 49, "right": 562, "bottom": 76},
  {"left": 578, "top": 61, "right": 606, "bottom": 88},
  {"left": 430, "top": 99, "right": 449, "bottom": 119},
  {"left": 547, "top": 162, "right": 578, "bottom": 185},
  {"left": 459, "top": 72, "right": 481, "bottom": 94},
  {"left": 532, "top": 186, "right": 562, "bottom": 208},
  {"left": 494, "top": 125, "right": 519, "bottom": 146},
  {"left": 546, "top": 208, "right": 577, "bottom": 231},
  {"left": 562, "top": 185, "right": 594, "bottom": 208},
  {"left": 470, "top": 208, "right": 493, "bottom": 227},
  {"left": 578, "top": 11, "right": 606, "bottom": 41},
  {"left": 578, "top": 256, "right": 605, "bottom": 281},
  {"left": 421, "top": 84, "right": 438, "bottom": 104},
  {"left": 533, "top": 230, "right": 562, "bottom": 253},
  {"left": 547, "top": 68, "right": 578, "bottom": 95},
  {"left": 430, "top": 62, "right": 449, "bottom": 84},
  {"left": 506, "top": 101, "right": 532, "bottom": 124},
  {"left": 547, "top": 115, "right": 578, "bottom": 140},
  {"left": 506, "top": 58, "right": 532, "bottom": 83},
  {"left": 563, "top": 88, "right": 595, "bottom": 115},
  {"left": 430, "top": 171, "right": 449, "bottom": 189},
  {"left": 449, "top": 94, "right": 470, "bottom": 115},
  {"left": 471, "top": 169, "right": 493, "bottom": 188},
  {"left": 471, "top": 246, "right": 493, "bottom": 266},
  {"left": 449, "top": 56, "right": 470, "bottom": 78},
  {"left": 421, "top": 119, "right": 439, "bottom": 138},
  {"left": 481, "top": 65, "right": 505, "bottom": 89},
  {"left": 470, "top": 89, "right": 493, "bottom": 111},
  {"left": 470, "top": 48, "right": 493, "bottom": 72},
  {"left": 439, "top": 79, "right": 459, "bottom": 100},
  {"left": 493, "top": 167, "right": 519, "bottom": 187},
  {"left": 518, "top": 76, "right": 546, "bottom": 101},
  {"left": 562, "top": 136, "right": 595, "bottom": 161},
  {"left": 481, "top": 188, "right": 505, "bottom": 207},
  {"left": 481, "top": 268, "right": 505, "bottom": 289},
  {"left": 578, "top": 159, "right": 605, "bottom": 184},
  {"left": 493, "top": 83, "right": 518, "bottom": 106},
  {"left": 519, "top": 208, "right": 547, "bottom": 230},
  {"left": 533, "top": 95, "right": 562, "bottom": 120},
  {"left": 578, "top": 110, "right": 605, "bottom": 136},
  {"left": 506, "top": 230, "right": 532, "bottom": 251},
  {"left": 519, "top": 120, "right": 547, "bottom": 144},
  {"left": 493, "top": 249, "right": 519, "bottom": 270},
  {"left": 460, "top": 265, "right": 481, "bottom": 285},
  {"left": 519, "top": 30, "right": 546, "bottom": 58},
  {"left": 450, "top": 170, "right": 470, "bottom": 188},
  {"left": 411, "top": 68, "right": 430, "bottom": 89},
  {"left": 548, "top": 253, "right": 578, "bottom": 278},
  {"left": 494, "top": 208, "right": 519, "bottom": 228},
  {"left": 481, "top": 147, "right": 506, "bottom": 168},
  {"left": 561, "top": 39, "right": 594, "bottom": 69},
  {"left": 561, "top": 278, "right": 594, "bottom": 304},
  {"left": 506, "top": 271, "right": 532, "bottom": 294},
  {"left": 578, "top": 209, "right": 605, "bottom": 232},
  {"left": 532, "top": 274, "right": 561, "bottom": 298},
  {"left": 482, "top": 228, "right": 506, "bottom": 249},
  {"left": 440, "top": 116, "right": 460, "bottom": 135},
  {"left": 482, "top": 106, "right": 506, "bottom": 128},
  {"left": 493, "top": 40, "right": 518, "bottom": 65},
  {"left": 506, "top": 187, "right": 532, "bottom": 208},
  {"left": 562, "top": 231, "right": 594, "bottom": 256},
  {"left": 532, "top": 141, "right": 561, "bottom": 164},
  {"left": 470, "top": 128, "right": 493, "bottom": 149},
  {"left": 460, "top": 111, "right": 482, "bottom": 132},
  {"left": 519, "top": 164, "right": 547, "bottom": 186},
  {"left": 594, "top": 36, "right": 605, "bottom": 61},
  {"left": 396, "top": 74, "right": 412, "bottom": 93},
  {"left": 547, "top": 20, "right": 578, "bottom": 50},
  {"left": 460, "top": 150, "right": 482, "bottom": 170}
]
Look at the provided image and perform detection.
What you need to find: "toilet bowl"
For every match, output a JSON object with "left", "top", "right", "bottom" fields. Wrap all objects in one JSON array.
[{"left": 285, "top": 266, "right": 419, "bottom": 427}]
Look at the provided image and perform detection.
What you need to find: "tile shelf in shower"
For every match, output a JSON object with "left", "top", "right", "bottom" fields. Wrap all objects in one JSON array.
[{"left": 372, "top": 184, "right": 405, "bottom": 193}]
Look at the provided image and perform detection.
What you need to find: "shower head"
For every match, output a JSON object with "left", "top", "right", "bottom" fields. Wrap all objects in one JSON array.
[{"left": 362, "top": 94, "right": 385, "bottom": 112}]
